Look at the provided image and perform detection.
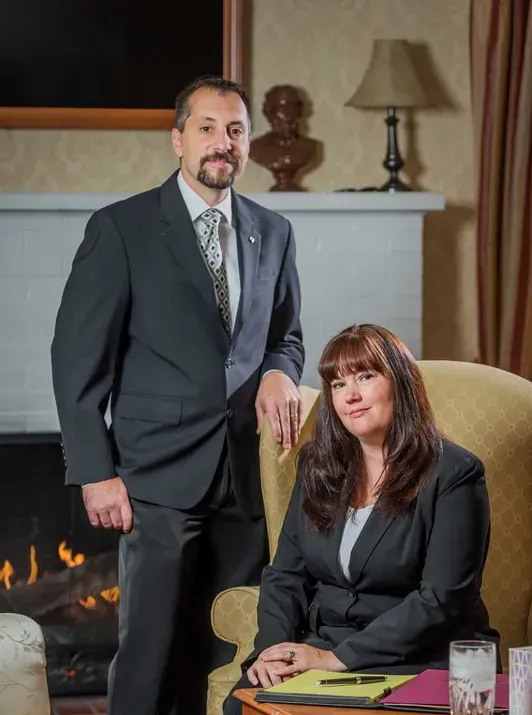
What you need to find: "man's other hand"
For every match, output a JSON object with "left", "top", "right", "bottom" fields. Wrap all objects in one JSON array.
[{"left": 82, "top": 477, "right": 133, "bottom": 533}]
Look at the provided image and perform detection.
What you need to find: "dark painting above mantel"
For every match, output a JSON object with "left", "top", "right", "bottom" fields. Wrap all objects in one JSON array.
[{"left": 0, "top": 0, "right": 245, "bottom": 130}]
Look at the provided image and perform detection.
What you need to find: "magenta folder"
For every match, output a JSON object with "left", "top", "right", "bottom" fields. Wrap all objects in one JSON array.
[{"left": 381, "top": 669, "right": 509, "bottom": 712}]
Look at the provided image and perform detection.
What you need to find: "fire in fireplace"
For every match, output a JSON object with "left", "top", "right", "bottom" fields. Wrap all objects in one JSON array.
[
  {"left": 0, "top": 539, "right": 119, "bottom": 615},
  {"left": 0, "top": 433, "right": 119, "bottom": 695}
]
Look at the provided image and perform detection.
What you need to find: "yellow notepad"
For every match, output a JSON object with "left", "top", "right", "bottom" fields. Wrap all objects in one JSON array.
[{"left": 255, "top": 669, "right": 417, "bottom": 707}]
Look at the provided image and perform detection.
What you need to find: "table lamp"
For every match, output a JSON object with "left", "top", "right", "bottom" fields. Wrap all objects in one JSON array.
[{"left": 345, "top": 39, "right": 430, "bottom": 191}]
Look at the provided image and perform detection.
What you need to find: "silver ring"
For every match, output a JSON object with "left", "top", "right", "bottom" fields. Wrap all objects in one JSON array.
[{"left": 288, "top": 649, "right": 296, "bottom": 659}]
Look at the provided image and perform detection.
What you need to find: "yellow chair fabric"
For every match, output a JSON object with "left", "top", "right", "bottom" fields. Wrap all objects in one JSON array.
[
  {"left": 206, "top": 385, "right": 320, "bottom": 714},
  {"left": 207, "top": 362, "right": 532, "bottom": 715},
  {"left": 419, "top": 362, "right": 532, "bottom": 657}
]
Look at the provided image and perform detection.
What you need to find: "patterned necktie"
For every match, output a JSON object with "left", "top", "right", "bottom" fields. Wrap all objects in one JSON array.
[{"left": 198, "top": 208, "right": 232, "bottom": 333}]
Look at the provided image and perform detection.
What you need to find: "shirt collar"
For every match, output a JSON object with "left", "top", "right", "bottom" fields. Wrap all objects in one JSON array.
[{"left": 177, "top": 171, "right": 233, "bottom": 227}]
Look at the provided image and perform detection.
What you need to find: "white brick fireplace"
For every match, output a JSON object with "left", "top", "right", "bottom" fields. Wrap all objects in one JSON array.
[{"left": 0, "top": 191, "right": 444, "bottom": 431}]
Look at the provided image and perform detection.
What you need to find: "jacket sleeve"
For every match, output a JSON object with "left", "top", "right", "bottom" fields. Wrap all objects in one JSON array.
[
  {"left": 243, "top": 477, "right": 316, "bottom": 668},
  {"left": 51, "top": 210, "right": 130, "bottom": 486},
  {"left": 333, "top": 456, "right": 490, "bottom": 670},
  {"left": 260, "top": 221, "right": 304, "bottom": 386}
]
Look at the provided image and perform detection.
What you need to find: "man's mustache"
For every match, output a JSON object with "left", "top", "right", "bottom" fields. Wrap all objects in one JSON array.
[{"left": 200, "top": 151, "right": 239, "bottom": 169}]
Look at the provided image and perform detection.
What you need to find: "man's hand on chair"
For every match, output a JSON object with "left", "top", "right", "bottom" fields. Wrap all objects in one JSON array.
[{"left": 255, "top": 372, "right": 302, "bottom": 450}]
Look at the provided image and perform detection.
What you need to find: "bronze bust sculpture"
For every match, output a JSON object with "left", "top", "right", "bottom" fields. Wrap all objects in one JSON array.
[{"left": 250, "top": 85, "right": 319, "bottom": 192}]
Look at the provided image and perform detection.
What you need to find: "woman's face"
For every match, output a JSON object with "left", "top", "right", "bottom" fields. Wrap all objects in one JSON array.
[{"left": 330, "top": 370, "right": 394, "bottom": 443}]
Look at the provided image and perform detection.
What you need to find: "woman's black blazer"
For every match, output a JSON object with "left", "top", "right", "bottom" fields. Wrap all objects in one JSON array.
[{"left": 250, "top": 439, "right": 499, "bottom": 673}]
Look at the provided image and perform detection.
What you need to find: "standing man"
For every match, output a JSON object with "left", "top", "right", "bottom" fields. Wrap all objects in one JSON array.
[{"left": 51, "top": 76, "right": 304, "bottom": 715}]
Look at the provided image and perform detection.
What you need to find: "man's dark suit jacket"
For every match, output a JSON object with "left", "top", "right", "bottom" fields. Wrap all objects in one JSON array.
[
  {"left": 51, "top": 171, "right": 304, "bottom": 518},
  {"left": 249, "top": 439, "right": 499, "bottom": 672}
]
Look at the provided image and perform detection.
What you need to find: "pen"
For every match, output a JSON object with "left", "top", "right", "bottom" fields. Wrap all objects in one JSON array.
[{"left": 316, "top": 675, "right": 388, "bottom": 686}]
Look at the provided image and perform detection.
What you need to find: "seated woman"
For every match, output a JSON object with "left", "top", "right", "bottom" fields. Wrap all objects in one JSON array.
[{"left": 224, "top": 323, "right": 499, "bottom": 715}]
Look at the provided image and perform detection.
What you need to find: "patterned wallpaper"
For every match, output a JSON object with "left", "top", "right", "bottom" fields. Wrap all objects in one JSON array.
[{"left": 0, "top": 0, "right": 477, "bottom": 361}]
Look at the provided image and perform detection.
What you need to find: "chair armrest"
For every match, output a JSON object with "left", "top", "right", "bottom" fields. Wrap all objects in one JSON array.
[
  {"left": 0, "top": 613, "right": 51, "bottom": 715},
  {"left": 211, "top": 586, "right": 259, "bottom": 664}
]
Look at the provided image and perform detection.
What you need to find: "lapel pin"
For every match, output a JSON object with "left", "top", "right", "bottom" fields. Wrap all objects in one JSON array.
[{"left": 248, "top": 236, "right": 256, "bottom": 244}]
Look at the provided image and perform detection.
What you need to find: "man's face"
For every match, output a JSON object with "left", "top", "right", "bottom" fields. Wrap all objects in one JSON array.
[{"left": 172, "top": 88, "right": 250, "bottom": 192}]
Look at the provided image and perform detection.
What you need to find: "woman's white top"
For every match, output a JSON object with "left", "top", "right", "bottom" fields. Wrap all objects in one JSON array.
[{"left": 339, "top": 504, "right": 374, "bottom": 580}]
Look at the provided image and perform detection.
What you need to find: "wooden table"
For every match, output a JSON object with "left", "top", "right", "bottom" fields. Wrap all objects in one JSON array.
[{"left": 234, "top": 688, "right": 419, "bottom": 715}]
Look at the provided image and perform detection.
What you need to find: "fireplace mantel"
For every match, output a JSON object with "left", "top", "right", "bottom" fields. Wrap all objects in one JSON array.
[
  {"left": 0, "top": 191, "right": 444, "bottom": 213},
  {"left": 0, "top": 191, "right": 444, "bottom": 431}
]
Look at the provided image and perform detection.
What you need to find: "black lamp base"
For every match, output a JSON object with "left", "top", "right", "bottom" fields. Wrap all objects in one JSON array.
[
  {"left": 380, "top": 106, "right": 411, "bottom": 192},
  {"left": 381, "top": 176, "right": 412, "bottom": 192}
]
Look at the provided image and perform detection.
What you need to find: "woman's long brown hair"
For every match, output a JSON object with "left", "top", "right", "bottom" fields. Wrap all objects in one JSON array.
[{"left": 299, "top": 324, "right": 442, "bottom": 532}]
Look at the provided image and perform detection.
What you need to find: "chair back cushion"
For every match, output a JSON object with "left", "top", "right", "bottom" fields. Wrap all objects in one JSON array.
[{"left": 418, "top": 361, "right": 532, "bottom": 662}]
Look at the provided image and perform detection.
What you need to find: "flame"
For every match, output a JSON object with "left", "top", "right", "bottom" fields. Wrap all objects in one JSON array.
[
  {"left": 28, "top": 545, "right": 38, "bottom": 584},
  {"left": 58, "top": 541, "right": 85, "bottom": 568},
  {"left": 101, "top": 586, "right": 120, "bottom": 603},
  {"left": 0, "top": 549, "right": 37, "bottom": 590},
  {"left": 0, "top": 541, "right": 120, "bottom": 610},
  {"left": 0, "top": 560, "right": 14, "bottom": 589}
]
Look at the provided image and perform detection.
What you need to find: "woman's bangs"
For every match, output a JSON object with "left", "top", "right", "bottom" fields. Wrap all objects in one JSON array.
[{"left": 319, "top": 335, "right": 387, "bottom": 385}]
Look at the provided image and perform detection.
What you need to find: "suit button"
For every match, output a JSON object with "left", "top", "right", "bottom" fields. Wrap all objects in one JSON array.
[
  {"left": 226, "top": 408, "right": 234, "bottom": 418},
  {"left": 225, "top": 358, "right": 235, "bottom": 369}
]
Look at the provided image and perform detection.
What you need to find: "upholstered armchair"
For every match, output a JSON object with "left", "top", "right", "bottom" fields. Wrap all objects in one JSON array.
[
  {"left": 0, "top": 613, "right": 50, "bottom": 715},
  {"left": 206, "top": 362, "right": 532, "bottom": 715}
]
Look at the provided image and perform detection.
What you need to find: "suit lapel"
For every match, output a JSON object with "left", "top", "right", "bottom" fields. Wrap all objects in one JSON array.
[
  {"left": 232, "top": 192, "right": 261, "bottom": 341},
  {"left": 347, "top": 503, "right": 396, "bottom": 585},
  {"left": 158, "top": 172, "right": 228, "bottom": 338},
  {"left": 322, "top": 502, "right": 397, "bottom": 587}
]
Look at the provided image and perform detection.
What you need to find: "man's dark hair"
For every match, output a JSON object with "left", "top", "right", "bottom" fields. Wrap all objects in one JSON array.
[{"left": 174, "top": 76, "right": 251, "bottom": 131}]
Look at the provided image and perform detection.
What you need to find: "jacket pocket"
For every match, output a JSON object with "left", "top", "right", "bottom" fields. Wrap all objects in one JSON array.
[
  {"left": 256, "top": 270, "right": 278, "bottom": 285},
  {"left": 115, "top": 393, "right": 183, "bottom": 425}
]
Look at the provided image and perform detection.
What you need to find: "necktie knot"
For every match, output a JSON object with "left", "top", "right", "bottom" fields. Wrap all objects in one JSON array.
[{"left": 201, "top": 208, "right": 222, "bottom": 230}]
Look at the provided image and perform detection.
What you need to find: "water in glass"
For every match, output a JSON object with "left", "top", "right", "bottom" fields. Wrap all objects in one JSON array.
[{"left": 449, "top": 640, "right": 496, "bottom": 715}]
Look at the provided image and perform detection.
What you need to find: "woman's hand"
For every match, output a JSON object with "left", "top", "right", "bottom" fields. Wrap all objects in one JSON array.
[
  {"left": 259, "top": 642, "right": 347, "bottom": 678},
  {"left": 246, "top": 658, "right": 300, "bottom": 688}
]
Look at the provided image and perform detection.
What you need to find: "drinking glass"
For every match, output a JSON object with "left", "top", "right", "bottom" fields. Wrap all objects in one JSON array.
[{"left": 449, "top": 640, "right": 496, "bottom": 715}]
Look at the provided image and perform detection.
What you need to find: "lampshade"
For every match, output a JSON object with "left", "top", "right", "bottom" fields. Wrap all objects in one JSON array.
[{"left": 345, "top": 39, "right": 430, "bottom": 109}]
